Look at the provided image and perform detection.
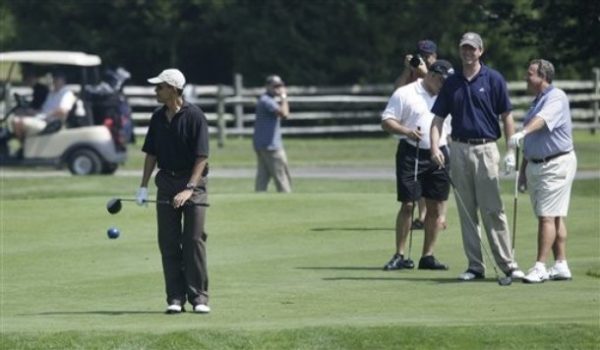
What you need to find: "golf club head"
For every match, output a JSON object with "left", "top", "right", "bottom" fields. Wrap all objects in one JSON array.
[
  {"left": 498, "top": 276, "right": 512, "bottom": 286},
  {"left": 106, "top": 198, "right": 122, "bottom": 215},
  {"left": 403, "top": 259, "right": 415, "bottom": 269}
]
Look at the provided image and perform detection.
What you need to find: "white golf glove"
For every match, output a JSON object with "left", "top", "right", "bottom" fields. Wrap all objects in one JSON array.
[
  {"left": 509, "top": 130, "right": 527, "bottom": 148},
  {"left": 136, "top": 187, "right": 148, "bottom": 206},
  {"left": 503, "top": 151, "right": 516, "bottom": 174}
]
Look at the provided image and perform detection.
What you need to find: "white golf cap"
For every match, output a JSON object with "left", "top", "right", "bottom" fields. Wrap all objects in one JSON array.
[{"left": 147, "top": 68, "right": 186, "bottom": 89}]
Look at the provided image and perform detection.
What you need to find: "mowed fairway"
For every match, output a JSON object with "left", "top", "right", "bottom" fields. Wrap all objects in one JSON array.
[{"left": 1, "top": 134, "right": 599, "bottom": 349}]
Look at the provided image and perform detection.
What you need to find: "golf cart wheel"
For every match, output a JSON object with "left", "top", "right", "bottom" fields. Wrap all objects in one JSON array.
[
  {"left": 101, "top": 162, "right": 119, "bottom": 175},
  {"left": 68, "top": 149, "right": 102, "bottom": 175}
]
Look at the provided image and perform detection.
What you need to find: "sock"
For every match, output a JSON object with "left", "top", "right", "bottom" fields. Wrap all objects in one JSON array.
[{"left": 534, "top": 261, "right": 546, "bottom": 270}]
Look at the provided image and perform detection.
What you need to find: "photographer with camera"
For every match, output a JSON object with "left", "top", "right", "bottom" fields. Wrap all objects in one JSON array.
[
  {"left": 394, "top": 40, "right": 440, "bottom": 230},
  {"left": 394, "top": 40, "right": 438, "bottom": 89}
]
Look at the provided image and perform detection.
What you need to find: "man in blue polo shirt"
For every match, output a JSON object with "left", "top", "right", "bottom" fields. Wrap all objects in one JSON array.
[
  {"left": 253, "top": 75, "right": 292, "bottom": 193},
  {"left": 430, "top": 32, "right": 524, "bottom": 281}
]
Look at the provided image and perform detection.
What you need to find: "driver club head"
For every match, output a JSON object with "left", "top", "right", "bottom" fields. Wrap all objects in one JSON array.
[
  {"left": 498, "top": 276, "right": 513, "bottom": 286},
  {"left": 106, "top": 198, "right": 122, "bottom": 215}
]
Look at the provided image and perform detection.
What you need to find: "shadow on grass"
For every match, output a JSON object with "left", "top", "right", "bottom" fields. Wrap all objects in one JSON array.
[
  {"left": 19, "top": 310, "right": 165, "bottom": 316},
  {"left": 296, "top": 266, "right": 382, "bottom": 271},
  {"left": 321, "top": 276, "right": 470, "bottom": 284},
  {"left": 310, "top": 227, "right": 393, "bottom": 232}
]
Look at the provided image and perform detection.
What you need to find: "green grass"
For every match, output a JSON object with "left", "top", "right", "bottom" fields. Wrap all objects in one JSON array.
[
  {"left": 1, "top": 131, "right": 599, "bottom": 349},
  {"left": 1, "top": 175, "right": 599, "bottom": 349},
  {"left": 119, "top": 130, "right": 600, "bottom": 171}
]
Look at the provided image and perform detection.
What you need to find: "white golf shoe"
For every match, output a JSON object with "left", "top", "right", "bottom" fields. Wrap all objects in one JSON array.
[
  {"left": 193, "top": 304, "right": 211, "bottom": 314},
  {"left": 548, "top": 263, "right": 572, "bottom": 281},
  {"left": 509, "top": 269, "right": 525, "bottom": 279},
  {"left": 165, "top": 304, "right": 183, "bottom": 314},
  {"left": 523, "top": 264, "right": 549, "bottom": 284}
]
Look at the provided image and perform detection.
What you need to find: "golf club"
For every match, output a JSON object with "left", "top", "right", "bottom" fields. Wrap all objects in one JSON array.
[
  {"left": 106, "top": 197, "right": 209, "bottom": 215},
  {"left": 511, "top": 146, "right": 520, "bottom": 258},
  {"left": 443, "top": 168, "right": 512, "bottom": 286},
  {"left": 406, "top": 127, "right": 421, "bottom": 269}
]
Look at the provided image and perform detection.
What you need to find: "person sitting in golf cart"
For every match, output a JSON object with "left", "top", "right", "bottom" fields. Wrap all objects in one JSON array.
[{"left": 11, "top": 70, "right": 77, "bottom": 144}]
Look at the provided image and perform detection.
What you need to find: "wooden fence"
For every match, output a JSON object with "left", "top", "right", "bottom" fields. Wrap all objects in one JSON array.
[{"left": 126, "top": 70, "right": 600, "bottom": 145}]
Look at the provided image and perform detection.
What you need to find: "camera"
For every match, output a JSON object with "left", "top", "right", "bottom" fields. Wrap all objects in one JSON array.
[{"left": 409, "top": 54, "right": 423, "bottom": 68}]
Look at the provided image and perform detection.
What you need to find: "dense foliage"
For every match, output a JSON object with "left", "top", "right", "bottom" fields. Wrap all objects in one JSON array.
[{"left": 1, "top": 0, "right": 598, "bottom": 85}]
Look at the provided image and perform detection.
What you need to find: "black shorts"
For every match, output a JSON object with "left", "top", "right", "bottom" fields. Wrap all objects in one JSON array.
[{"left": 396, "top": 140, "right": 450, "bottom": 203}]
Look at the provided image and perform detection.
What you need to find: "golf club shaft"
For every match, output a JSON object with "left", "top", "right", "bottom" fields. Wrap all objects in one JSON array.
[
  {"left": 444, "top": 168, "right": 503, "bottom": 282},
  {"left": 512, "top": 146, "right": 520, "bottom": 257},
  {"left": 408, "top": 129, "right": 421, "bottom": 261},
  {"left": 118, "top": 198, "right": 209, "bottom": 206}
]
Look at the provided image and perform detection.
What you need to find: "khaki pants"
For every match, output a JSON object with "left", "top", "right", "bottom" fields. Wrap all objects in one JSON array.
[
  {"left": 449, "top": 142, "right": 517, "bottom": 274},
  {"left": 255, "top": 148, "right": 292, "bottom": 193}
]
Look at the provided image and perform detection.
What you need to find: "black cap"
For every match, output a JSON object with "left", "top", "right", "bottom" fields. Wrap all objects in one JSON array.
[
  {"left": 429, "top": 60, "right": 455, "bottom": 79},
  {"left": 417, "top": 40, "right": 437, "bottom": 55}
]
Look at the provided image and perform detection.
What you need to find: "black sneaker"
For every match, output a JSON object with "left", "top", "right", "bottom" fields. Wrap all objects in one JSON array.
[
  {"left": 418, "top": 255, "right": 449, "bottom": 270},
  {"left": 383, "top": 253, "right": 405, "bottom": 270},
  {"left": 411, "top": 219, "right": 424, "bottom": 230}
]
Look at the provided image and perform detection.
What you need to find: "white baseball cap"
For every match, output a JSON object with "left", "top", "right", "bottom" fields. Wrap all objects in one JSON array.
[{"left": 148, "top": 68, "right": 186, "bottom": 89}]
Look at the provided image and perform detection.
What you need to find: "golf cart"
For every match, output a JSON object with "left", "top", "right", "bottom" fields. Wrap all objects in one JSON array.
[{"left": 0, "top": 50, "right": 130, "bottom": 175}]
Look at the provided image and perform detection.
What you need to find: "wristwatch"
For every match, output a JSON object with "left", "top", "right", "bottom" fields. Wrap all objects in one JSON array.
[{"left": 185, "top": 183, "right": 196, "bottom": 190}]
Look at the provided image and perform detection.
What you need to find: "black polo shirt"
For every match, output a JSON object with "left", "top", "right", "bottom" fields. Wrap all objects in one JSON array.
[{"left": 142, "top": 101, "right": 209, "bottom": 172}]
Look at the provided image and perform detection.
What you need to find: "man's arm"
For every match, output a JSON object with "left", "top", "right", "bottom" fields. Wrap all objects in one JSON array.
[
  {"left": 430, "top": 116, "right": 445, "bottom": 167},
  {"left": 501, "top": 111, "right": 515, "bottom": 150},
  {"left": 140, "top": 154, "right": 157, "bottom": 188},
  {"left": 381, "top": 119, "right": 420, "bottom": 141},
  {"left": 276, "top": 86, "right": 290, "bottom": 119}
]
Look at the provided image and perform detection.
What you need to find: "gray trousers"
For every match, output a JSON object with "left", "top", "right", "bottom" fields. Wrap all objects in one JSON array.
[
  {"left": 155, "top": 170, "right": 209, "bottom": 306},
  {"left": 255, "top": 148, "right": 292, "bottom": 193},
  {"left": 449, "top": 142, "right": 518, "bottom": 274}
]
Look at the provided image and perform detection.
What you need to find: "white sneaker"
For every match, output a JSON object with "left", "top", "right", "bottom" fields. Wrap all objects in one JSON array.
[
  {"left": 523, "top": 265, "right": 549, "bottom": 283},
  {"left": 509, "top": 269, "right": 525, "bottom": 279},
  {"left": 193, "top": 304, "right": 211, "bottom": 314},
  {"left": 548, "top": 264, "right": 572, "bottom": 281},
  {"left": 165, "top": 304, "right": 183, "bottom": 314}
]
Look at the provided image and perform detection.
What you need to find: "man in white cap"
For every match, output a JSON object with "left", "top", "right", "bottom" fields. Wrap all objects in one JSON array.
[
  {"left": 137, "top": 68, "right": 211, "bottom": 314},
  {"left": 430, "top": 32, "right": 525, "bottom": 282}
]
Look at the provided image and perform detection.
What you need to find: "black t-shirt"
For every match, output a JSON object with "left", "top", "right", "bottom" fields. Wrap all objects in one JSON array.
[{"left": 142, "top": 101, "right": 209, "bottom": 172}]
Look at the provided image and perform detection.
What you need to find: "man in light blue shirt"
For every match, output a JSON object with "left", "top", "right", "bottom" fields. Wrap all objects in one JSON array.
[
  {"left": 510, "top": 59, "right": 577, "bottom": 283},
  {"left": 253, "top": 75, "right": 292, "bottom": 192}
]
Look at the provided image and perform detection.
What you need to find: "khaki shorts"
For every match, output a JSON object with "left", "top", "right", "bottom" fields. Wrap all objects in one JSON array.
[
  {"left": 21, "top": 117, "right": 48, "bottom": 136},
  {"left": 526, "top": 151, "right": 577, "bottom": 217}
]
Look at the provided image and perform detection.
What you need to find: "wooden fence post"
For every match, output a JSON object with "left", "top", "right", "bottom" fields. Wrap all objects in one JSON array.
[
  {"left": 592, "top": 67, "right": 599, "bottom": 135},
  {"left": 233, "top": 73, "right": 244, "bottom": 134},
  {"left": 216, "top": 84, "right": 226, "bottom": 148}
]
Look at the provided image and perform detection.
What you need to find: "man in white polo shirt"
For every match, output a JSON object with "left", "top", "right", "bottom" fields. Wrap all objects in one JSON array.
[
  {"left": 11, "top": 71, "right": 76, "bottom": 142},
  {"left": 381, "top": 60, "right": 454, "bottom": 271}
]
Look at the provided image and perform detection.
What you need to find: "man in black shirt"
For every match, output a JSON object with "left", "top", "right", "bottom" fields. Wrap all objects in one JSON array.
[{"left": 137, "top": 68, "right": 211, "bottom": 314}]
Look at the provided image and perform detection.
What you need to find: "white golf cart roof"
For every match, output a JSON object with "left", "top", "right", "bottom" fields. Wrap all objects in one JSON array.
[{"left": 0, "top": 51, "right": 101, "bottom": 66}]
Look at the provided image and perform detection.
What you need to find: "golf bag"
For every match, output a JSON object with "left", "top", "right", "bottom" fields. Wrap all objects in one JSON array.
[{"left": 83, "top": 67, "right": 134, "bottom": 147}]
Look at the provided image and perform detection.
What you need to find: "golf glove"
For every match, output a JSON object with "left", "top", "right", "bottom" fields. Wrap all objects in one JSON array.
[
  {"left": 509, "top": 130, "right": 527, "bottom": 148},
  {"left": 503, "top": 151, "right": 516, "bottom": 174},
  {"left": 136, "top": 187, "right": 148, "bottom": 206}
]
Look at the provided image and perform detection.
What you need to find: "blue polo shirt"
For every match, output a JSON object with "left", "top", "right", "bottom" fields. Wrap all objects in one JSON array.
[
  {"left": 522, "top": 86, "right": 573, "bottom": 160},
  {"left": 431, "top": 64, "right": 512, "bottom": 140},
  {"left": 253, "top": 93, "right": 283, "bottom": 150}
]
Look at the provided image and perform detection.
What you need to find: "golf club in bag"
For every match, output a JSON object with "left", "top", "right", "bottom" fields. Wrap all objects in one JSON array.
[
  {"left": 511, "top": 146, "right": 520, "bottom": 258},
  {"left": 443, "top": 168, "right": 512, "bottom": 286},
  {"left": 106, "top": 197, "right": 209, "bottom": 215}
]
